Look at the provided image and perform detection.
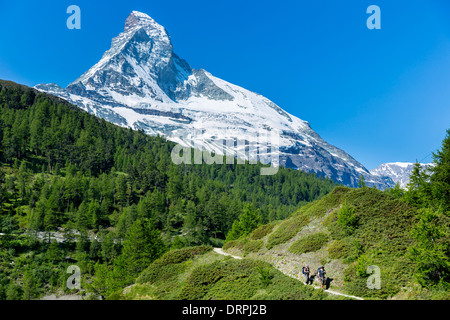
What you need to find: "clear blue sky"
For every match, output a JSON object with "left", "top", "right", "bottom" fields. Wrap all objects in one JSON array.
[{"left": 1, "top": 0, "right": 449, "bottom": 169}]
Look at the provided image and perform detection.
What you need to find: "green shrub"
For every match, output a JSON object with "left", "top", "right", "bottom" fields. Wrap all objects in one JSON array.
[
  {"left": 293, "top": 187, "right": 350, "bottom": 218},
  {"left": 222, "top": 239, "right": 263, "bottom": 254},
  {"left": 106, "top": 290, "right": 126, "bottom": 300},
  {"left": 257, "top": 266, "right": 274, "bottom": 288},
  {"left": 250, "top": 224, "right": 274, "bottom": 240},
  {"left": 223, "top": 239, "right": 245, "bottom": 251},
  {"left": 204, "top": 276, "right": 260, "bottom": 300},
  {"left": 178, "top": 259, "right": 251, "bottom": 300},
  {"left": 342, "top": 257, "right": 405, "bottom": 299},
  {"left": 337, "top": 202, "right": 358, "bottom": 235},
  {"left": 267, "top": 214, "right": 309, "bottom": 249},
  {"left": 137, "top": 246, "right": 212, "bottom": 284},
  {"left": 208, "top": 237, "right": 225, "bottom": 248},
  {"left": 288, "top": 232, "right": 329, "bottom": 255},
  {"left": 137, "top": 263, "right": 187, "bottom": 285},
  {"left": 327, "top": 240, "right": 351, "bottom": 259},
  {"left": 154, "top": 246, "right": 212, "bottom": 266},
  {"left": 243, "top": 240, "right": 264, "bottom": 253}
]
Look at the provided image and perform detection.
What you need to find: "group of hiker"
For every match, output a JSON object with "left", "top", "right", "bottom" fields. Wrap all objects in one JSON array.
[{"left": 301, "top": 265, "right": 327, "bottom": 289}]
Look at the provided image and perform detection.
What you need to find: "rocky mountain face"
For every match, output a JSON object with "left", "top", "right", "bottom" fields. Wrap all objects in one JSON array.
[
  {"left": 370, "top": 162, "right": 434, "bottom": 189},
  {"left": 35, "top": 11, "right": 394, "bottom": 189}
]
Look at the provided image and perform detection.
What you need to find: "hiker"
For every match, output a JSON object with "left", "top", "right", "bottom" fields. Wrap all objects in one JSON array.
[
  {"left": 302, "top": 265, "right": 311, "bottom": 285},
  {"left": 317, "top": 266, "right": 327, "bottom": 289}
]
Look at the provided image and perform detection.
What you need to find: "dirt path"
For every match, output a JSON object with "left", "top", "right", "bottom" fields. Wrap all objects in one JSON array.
[
  {"left": 213, "top": 248, "right": 364, "bottom": 300},
  {"left": 213, "top": 248, "right": 243, "bottom": 260}
]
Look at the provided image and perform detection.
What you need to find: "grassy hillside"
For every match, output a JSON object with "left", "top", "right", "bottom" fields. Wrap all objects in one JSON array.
[
  {"left": 112, "top": 246, "right": 345, "bottom": 300},
  {"left": 110, "top": 185, "right": 449, "bottom": 301},
  {"left": 223, "top": 186, "right": 447, "bottom": 299}
]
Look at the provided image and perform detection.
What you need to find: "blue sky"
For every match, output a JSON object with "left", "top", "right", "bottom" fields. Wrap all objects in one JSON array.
[{"left": 1, "top": 0, "right": 449, "bottom": 169}]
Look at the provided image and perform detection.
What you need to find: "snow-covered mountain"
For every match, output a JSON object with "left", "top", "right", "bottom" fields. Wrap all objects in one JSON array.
[
  {"left": 370, "top": 162, "right": 434, "bottom": 189},
  {"left": 35, "top": 11, "right": 393, "bottom": 189}
]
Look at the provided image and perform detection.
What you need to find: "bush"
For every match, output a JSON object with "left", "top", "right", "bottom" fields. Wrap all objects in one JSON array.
[
  {"left": 222, "top": 239, "right": 263, "bottom": 254},
  {"left": 243, "top": 240, "right": 264, "bottom": 253},
  {"left": 137, "top": 246, "right": 212, "bottom": 284},
  {"left": 337, "top": 203, "right": 358, "bottom": 235},
  {"left": 178, "top": 260, "right": 231, "bottom": 300},
  {"left": 288, "top": 232, "right": 329, "bottom": 255},
  {"left": 257, "top": 266, "right": 274, "bottom": 288},
  {"left": 223, "top": 239, "right": 245, "bottom": 251},
  {"left": 204, "top": 276, "right": 260, "bottom": 300},
  {"left": 294, "top": 187, "right": 349, "bottom": 219},
  {"left": 137, "top": 262, "right": 187, "bottom": 285},
  {"left": 250, "top": 224, "right": 274, "bottom": 240},
  {"left": 267, "top": 214, "right": 309, "bottom": 249},
  {"left": 154, "top": 246, "right": 212, "bottom": 266},
  {"left": 327, "top": 240, "right": 351, "bottom": 259},
  {"left": 106, "top": 290, "right": 126, "bottom": 300}
]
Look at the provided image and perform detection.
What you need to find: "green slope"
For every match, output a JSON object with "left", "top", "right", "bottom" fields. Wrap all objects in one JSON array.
[
  {"left": 117, "top": 187, "right": 431, "bottom": 300},
  {"left": 114, "top": 246, "right": 345, "bottom": 300},
  {"left": 223, "top": 186, "right": 426, "bottom": 299}
]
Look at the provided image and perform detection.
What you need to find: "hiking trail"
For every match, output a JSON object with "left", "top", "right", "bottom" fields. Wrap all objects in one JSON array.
[{"left": 213, "top": 248, "right": 364, "bottom": 300}]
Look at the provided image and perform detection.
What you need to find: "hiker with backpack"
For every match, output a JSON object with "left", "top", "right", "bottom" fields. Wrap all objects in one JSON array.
[
  {"left": 302, "top": 265, "right": 311, "bottom": 285},
  {"left": 317, "top": 266, "right": 327, "bottom": 289}
]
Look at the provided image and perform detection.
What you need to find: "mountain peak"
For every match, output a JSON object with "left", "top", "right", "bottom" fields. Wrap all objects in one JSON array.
[
  {"left": 123, "top": 11, "right": 171, "bottom": 52},
  {"left": 124, "top": 11, "right": 166, "bottom": 34},
  {"left": 370, "top": 162, "right": 434, "bottom": 189},
  {"left": 35, "top": 10, "right": 394, "bottom": 189}
]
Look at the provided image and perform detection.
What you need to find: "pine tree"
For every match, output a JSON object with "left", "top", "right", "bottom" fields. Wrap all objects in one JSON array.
[
  {"left": 22, "top": 270, "right": 38, "bottom": 300},
  {"left": 358, "top": 175, "right": 366, "bottom": 188},
  {"left": 0, "top": 169, "right": 7, "bottom": 212},
  {"left": 430, "top": 129, "right": 450, "bottom": 211},
  {"left": 46, "top": 240, "right": 61, "bottom": 263},
  {"left": 408, "top": 208, "right": 450, "bottom": 286},
  {"left": 405, "top": 163, "right": 432, "bottom": 208},
  {"left": 121, "top": 219, "right": 165, "bottom": 278},
  {"left": 226, "top": 204, "right": 261, "bottom": 241}
]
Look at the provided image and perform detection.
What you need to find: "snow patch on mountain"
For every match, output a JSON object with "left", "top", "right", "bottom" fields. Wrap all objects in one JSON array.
[{"left": 370, "top": 162, "right": 434, "bottom": 189}]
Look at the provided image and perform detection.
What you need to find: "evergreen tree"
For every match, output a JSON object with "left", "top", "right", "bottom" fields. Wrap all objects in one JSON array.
[
  {"left": 430, "top": 129, "right": 450, "bottom": 211},
  {"left": 408, "top": 208, "right": 450, "bottom": 286},
  {"left": 403, "top": 129, "right": 450, "bottom": 289},
  {"left": 121, "top": 219, "right": 166, "bottom": 278},
  {"left": 46, "top": 240, "right": 61, "bottom": 263},
  {"left": 226, "top": 204, "right": 261, "bottom": 241},
  {"left": 358, "top": 175, "right": 366, "bottom": 188},
  {"left": 6, "top": 282, "right": 23, "bottom": 300},
  {"left": 22, "top": 270, "right": 38, "bottom": 300}
]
